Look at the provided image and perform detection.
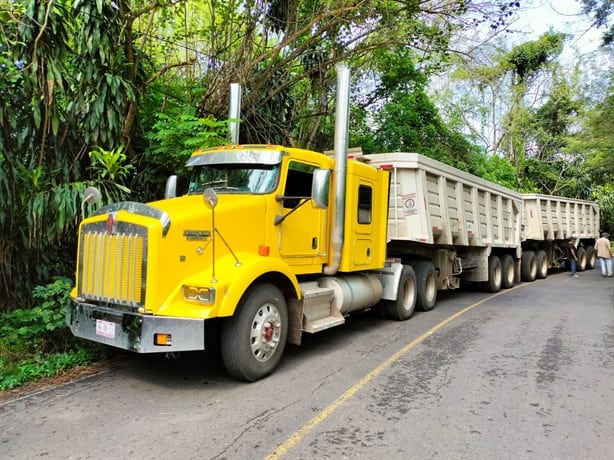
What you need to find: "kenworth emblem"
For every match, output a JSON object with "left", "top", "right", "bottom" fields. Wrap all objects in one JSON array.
[{"left": 183, "top": 229, "right": 211, "bottom": 241}]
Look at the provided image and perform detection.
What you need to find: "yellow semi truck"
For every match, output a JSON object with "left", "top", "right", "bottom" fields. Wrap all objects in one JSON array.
[
  {"left": 68, "top": 140, "right": 392, "bottom": 381},
  {"left": 66, "top": 67, "right": 599, "bottom": 381}
]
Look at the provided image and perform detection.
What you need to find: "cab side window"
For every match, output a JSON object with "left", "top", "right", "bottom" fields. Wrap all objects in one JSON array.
[
  {"left": 358, "top": 185, "right": 372, "bottom": 224},
  {"left": 283, "top": 162, "right": 315, "bottom": 209}
]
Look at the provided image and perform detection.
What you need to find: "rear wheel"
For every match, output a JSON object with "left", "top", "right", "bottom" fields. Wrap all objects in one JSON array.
[
  {"left": 501, "top": 254, "right": 515, "bottom": 289},
  {"left": 521, "top": 251, "right": 537, "bottom": 282},
  {"left": 385, "top": 265, "right": 417, "bottom": 321},
  {"left": 536, "top": 250, "right": 548, "bottom": 279},
  {"left": 585, "top": 246, "right": 596, "bottom": 269},
  {"left": 485, "top": 255, "right": 502, "bottom": 293},
  {"left": 220, "top": 284, "right": 288, "bottom": 382},
  {"left": 577, "top": 246, "right": 587, "bottom": 272},
  {"left": 415, "top": 261, "right": 437, "bottom": 311}
]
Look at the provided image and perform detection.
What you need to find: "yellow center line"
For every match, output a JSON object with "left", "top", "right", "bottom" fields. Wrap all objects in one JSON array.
[{"left": 266, "top": 283, "right": 526, "bottom": 460}]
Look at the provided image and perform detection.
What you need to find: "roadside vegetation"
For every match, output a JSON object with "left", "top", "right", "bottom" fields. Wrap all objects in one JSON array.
[
  {"left": 0, "top": 278, "right": 109, "bottom": 391},
  {"left": 1, "top": 0, "right": 612, "bottom": 392}
]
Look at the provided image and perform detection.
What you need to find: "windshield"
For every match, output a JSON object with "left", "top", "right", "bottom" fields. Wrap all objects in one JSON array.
[{"left": 188, "top": 164, "right": 280, "bottom": 195}]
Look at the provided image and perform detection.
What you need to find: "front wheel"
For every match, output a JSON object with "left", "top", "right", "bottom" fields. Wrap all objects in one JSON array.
[
  {"left": 220, "top": 284, "right": 288, "bottom": 382},
  {"left": 385, "top": 265, "right": 417, "bottom": 321}
]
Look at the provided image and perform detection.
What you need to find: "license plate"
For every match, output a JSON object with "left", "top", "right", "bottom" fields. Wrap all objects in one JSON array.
[{"left": 96, "top": 319, "right": 116, "bottom": 338}]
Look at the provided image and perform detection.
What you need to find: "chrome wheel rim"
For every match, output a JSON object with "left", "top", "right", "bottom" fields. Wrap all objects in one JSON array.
[{"left": 250, "top": 303, "right": 282, "bottom": 362}]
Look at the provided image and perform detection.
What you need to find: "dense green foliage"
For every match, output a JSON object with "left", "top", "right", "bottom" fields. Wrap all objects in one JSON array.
[
  {"left": 352, "top": 48, "right": 479, "bottom": 169},
  {"left": 0, "top": 0, "right": 524, "bottom": 311},
  {"left": 0, "top": 0, "right": 134, "bottom": 309},
  {"left": 574, "top": 74, "right": 614, "bottom": 233},
  {"left": 0, "top": 278, "right": 108, "bottom": 390},
  {"left": 144, "top": 113, "right": 228, "bottom": 192}
]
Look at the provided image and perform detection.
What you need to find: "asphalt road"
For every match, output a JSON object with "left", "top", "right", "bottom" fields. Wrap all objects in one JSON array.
[{"left": 2, "top": 267, "right": 613, "bottom": 459}]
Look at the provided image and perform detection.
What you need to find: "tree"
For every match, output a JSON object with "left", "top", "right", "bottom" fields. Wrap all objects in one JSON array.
[
  {"left": 437, "top": 32, "right": 575, "bottom": 190},
  {"left": 571, "top": 74, "right": 614, "bottom": 231},
  {"left": 0, "top": 0, "right": 80, "bottom": 310},
  {"left": 178, "top": 1, "right": 523, "bottom": 149},
  {"left": 499, "top": 32, "right": 567, "bottom": 177},
  {"left": 351, "top": 47, "right": 478, "bottom": 168},
  {"left": 0, "top": 0, "right": 138, "bottom": 310}
]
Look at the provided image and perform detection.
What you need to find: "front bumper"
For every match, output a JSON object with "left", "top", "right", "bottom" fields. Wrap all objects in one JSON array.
[{"left": 66, "top": 301, "right": 205, "bottom": 353}]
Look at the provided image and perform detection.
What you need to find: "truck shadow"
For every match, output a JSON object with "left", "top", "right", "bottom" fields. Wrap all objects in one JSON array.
[{"left": 109, "top": 297, "right": 458, "bottom": 390}]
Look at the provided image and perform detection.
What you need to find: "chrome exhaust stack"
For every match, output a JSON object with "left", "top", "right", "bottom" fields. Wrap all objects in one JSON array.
[{"left": 323, "top": 64, "right": 350, "bottom": 275}]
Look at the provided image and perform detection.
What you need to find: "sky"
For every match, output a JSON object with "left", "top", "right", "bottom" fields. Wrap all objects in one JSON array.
[{"left": 512, "top": 0, "right": 604, "bottom": 59}]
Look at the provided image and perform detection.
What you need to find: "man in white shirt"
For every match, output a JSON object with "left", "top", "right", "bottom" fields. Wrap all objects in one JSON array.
[{"left": 595, "top": 232, "right": 613, "bottom": 277}]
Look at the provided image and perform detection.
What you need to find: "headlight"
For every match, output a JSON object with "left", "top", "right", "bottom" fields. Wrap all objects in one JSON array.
[{"left": 183, "top": 285, "right": 216, "bottom": 304}]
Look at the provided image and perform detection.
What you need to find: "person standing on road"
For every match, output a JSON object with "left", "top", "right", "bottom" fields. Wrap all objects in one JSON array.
[
  {"left": 568, "top": 236, "right": 579, "bottom": 277},
  {"left": 595, "top": 232, "right": 613, "bottom": 277}
]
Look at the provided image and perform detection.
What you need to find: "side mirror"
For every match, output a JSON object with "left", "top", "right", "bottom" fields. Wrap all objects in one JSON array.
[
  {"left": 84, "top": 187, "right": 101, "bottom": 205},
  {"left": 165, "top": 175, "right": 177, "bottom": 199},
  {"left": 311, "top": 169, "right": 330, "bottom": 209}
]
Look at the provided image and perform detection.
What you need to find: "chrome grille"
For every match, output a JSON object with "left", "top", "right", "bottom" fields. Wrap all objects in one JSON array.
[{"left": 78, "top": 221, "right": 147, "bottom": 308}]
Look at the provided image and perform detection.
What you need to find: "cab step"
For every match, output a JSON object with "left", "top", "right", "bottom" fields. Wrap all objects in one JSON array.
[{"left": 301, "top": 286, "right": 345, "bottom": 333}]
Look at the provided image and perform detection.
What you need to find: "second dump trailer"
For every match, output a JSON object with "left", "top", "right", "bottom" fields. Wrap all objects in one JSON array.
[{"left": 520, "top": 193, "right": 600, "bottom": 279}]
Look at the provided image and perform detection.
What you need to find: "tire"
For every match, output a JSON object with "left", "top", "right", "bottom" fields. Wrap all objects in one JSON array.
[
  {"left": 485, "top": 255, "right": 502, "bottom": 293},
  {"left": 415, "top": 261, "right": 437, "bottom": 311},
  {"left": 220, "top": 284, "right": 288, "bottom": 382},
  {"left": 385, "top": 265, "right": 417, "bottom": 321},
  {"left": 536, "top": 250, "right": 548, "bottom": 279},
  {"left": 577, "top": 246, "right": 587, "bottom": 272},
  {"left": 585, "top": 246, "right": 596, "bottom": 269},
  {"left": 521, "top": 251, "right": 537, "bottom": 282},
  {"left": 501, "top": 254, "right": 515, "bottom": 289}
]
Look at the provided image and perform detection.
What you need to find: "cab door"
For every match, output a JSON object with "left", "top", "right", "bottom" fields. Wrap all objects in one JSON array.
[
  {"left": 339, "top": 164, "right": 389, "bottom": 272},
  {"left": 278, "top": 161, "right": 328, "bottom": 266}
]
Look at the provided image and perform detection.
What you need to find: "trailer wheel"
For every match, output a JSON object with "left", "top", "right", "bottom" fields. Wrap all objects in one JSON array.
[
  {"left": 585, "top": 246, "right": 596, "bottom": 269},
  {"left": 536, "top": 250, "right": 548, "bottom": 279},
  {"left": 501, "top": 254, "right": 515, "bottom": 289},
  {"left": 415, "top": 261, "right": 437, "bottom": 311},
  {"left": 577, "top": 246, "right": 587, "bottom": 272},
  {"left": 385, "top": 265, "right": 417, "bottom": 321},
  {"left": 521, "top": 251, "right": 537, "bottom": 282},
  {"left": 485, "top": 255, "right": 502, "bottom": 293},
  {"left": 220, "top": 283, "right": 288, "bottom": 382}
]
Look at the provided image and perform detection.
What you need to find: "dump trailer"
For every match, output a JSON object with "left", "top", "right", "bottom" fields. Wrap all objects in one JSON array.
[
  {"left": 364, "top": 152, "right": 523, "bottom": 299},
  {"left": 520, "top": 193, "right": 600, "bottom": 279}
]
